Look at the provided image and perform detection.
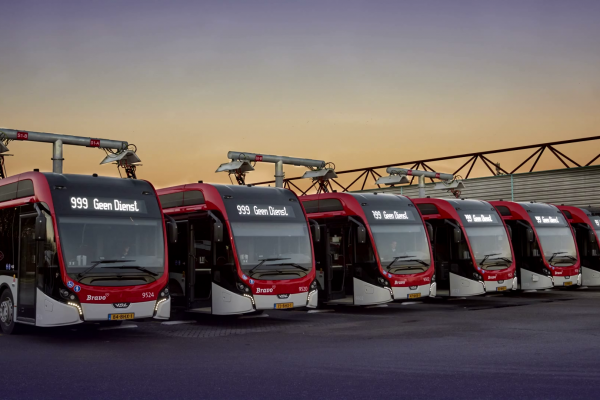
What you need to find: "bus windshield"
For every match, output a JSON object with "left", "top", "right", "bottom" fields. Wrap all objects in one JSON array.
[
  {"left": 458, "top": 209, "right": 512, "bottom": 270},
  {"left": 464, "top": 226, "right": 512, "bottom": 270},
  {"left": 536, "top": 227, "right": 577, "bottom": 266},
  {"left": 371, "top": 224, "right": 431, "bottom": 274},
  {"left": 231, "top": 222, "right": 312, "bottom": 279},
  {"left": 530, "top": 212, "right": 577, "bottom": 267},
  {"left": 45, "top": 174, "right": 166, "bottom": 286},
  {"left": 59, "top": 216, "right": 165, "bottom": 284}
]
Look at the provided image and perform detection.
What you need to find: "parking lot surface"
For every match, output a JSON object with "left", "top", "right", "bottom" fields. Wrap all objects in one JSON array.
[{"left": 3, "top": 288, "right": 600, "bottom": 399}]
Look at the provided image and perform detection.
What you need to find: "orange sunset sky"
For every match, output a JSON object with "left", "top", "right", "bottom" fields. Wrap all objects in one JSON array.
[{"left": 1, "top": 0, "right": 599, "bottom": 190}]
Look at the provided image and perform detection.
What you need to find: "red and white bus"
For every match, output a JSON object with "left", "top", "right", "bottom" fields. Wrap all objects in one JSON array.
[
  {"left": 556, "top": 205, "right": 599, "bottom": 286},
  {"left": 157, "top": 183, "right": 317, "bottom": 315},
  {"left": 490, "top": 201, "right": 580, "bottom": 289},
  {"left": 0, "top": 172, "right": 170, "bottom": 334},
  {"left": 301, "top": 192, "right": 435, "bottom": 305},
  {"left": 411, "top": 198, "right": 516, "bottom": 296}
]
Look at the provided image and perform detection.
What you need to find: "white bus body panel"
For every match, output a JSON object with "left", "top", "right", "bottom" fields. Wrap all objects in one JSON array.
[
  {"left": 582, "top": 267, "right": 600, "bottom": 286},
  {"left": 154, "top": 298, "right": 171, "bottom": 320},
  {"left": 552, "top": 274, "right": 580, "bottom": 287},
  {"left": 449, "top": 272, "right": 485, "bottom": 297},
  {"left": 429, "top": 282, "right": 437, "bottom": 297},
  {"left": 211, "top": 282, "right": 254, "bottom": 315},
  {"left": 254, "top": 292, "right": 309, "bottom": 310},
  {"left": 353, "top": 278, "right": 392, "bottom": 305},
  {"left": 36, "top": 289, "right": 81, "bottom": 327},
  {"left": 81, "top": 300, "right": 156, "bottom": 321},
  {"left": 520, "top": 268, "right": 553, "bottom": 290},
  {"left": 392, "top": 283, "right": 430, "bottom": 301}
]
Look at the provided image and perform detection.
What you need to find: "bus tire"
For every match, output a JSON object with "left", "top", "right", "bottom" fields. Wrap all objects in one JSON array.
[{"left": 0, "top": 289, "right": 17, "bottom": 335}]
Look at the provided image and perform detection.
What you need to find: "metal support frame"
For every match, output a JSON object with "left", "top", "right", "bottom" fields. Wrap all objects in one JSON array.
[
  {"left": 223, "top": 151, "right": 327, "bottom": 188},
  {"left": 249, "top": 135, "right": 600, "bottom": 195},
  {"left": 0, "top": 128, "right": 134, "bottom": 177}
]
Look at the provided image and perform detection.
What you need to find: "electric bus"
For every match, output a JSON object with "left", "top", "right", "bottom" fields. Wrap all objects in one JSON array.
[
  {"left": 157, "top": 183, "right": 317, "bottom": 315},
  {"left": 0, "top": 172, "right": 170, "bottom": 335},
  {"left": 556, "top": 205, "right": 599, "bottom": 286},
  {"left": 301, "top": 192, "right": 435, "bottom": 305},
  {"left": 490, "top": 201, "right": 580, "bottom": 289},
  {"left": 411, "top": 198, "right": 516, "bottom": 296}
]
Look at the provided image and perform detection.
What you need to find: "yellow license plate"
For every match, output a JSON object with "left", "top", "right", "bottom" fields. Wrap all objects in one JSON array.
[
  {"left": 564, "top": 281, "right": 573, "bottom": 286},
  {"left": 407, "top": 293, "right": 421, "bottom": 299},
  {"left": 108, "top": 313, "right": 135, "bottom": 320},
  {"left": 496, "top": 286, "right": 507, "bottom": 292},
  {"left": 274, "top": 302, "right": 294, "bottom": 309}
]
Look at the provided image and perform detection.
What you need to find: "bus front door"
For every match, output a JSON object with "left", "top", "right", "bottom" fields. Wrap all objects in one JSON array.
[{"left": 17, "top": 214, "right": 38, "bottom": 323}]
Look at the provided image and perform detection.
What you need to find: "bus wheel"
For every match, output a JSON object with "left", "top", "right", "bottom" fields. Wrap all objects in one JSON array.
[{"left": 0, "top": 289, "right": 17, "bottom": 335}]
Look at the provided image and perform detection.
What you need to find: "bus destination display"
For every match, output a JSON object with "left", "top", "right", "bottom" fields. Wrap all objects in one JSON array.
[
  {"left": 463, "top": 213, "right": 498, "bottom": 224},
  {"left": 533, "top": 215, "right": 563, "bottom": 225},
  {"left": 371, "top": 210, "right": 415, "bottom": 221},
  {"left": 70, "top": 197, "right": 147, "bottom": 213},
  {"left": 235, "top": 204, "right": 295, "bottom": 218}
]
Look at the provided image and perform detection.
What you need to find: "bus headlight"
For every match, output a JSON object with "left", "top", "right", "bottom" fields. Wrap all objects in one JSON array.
[
  {"left": 310, "top": 280, "right": 318, "bottom": 291},
  {"left": 377, "top": 277, "right": 390, "bottom": 287},
  {"left": 154, "top": 285, "right": 170, "bottom": 313},
  {"left": 236, "top": 282, "right": 251, "bottom": 293}
]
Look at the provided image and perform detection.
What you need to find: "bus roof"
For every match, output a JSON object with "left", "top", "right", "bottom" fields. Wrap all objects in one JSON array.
[
  {"left": 411, "top": 197, "right": 494, "bottom": 220},
  {"left": 301, "top": 192, "right": 413, "bottom": 218}
]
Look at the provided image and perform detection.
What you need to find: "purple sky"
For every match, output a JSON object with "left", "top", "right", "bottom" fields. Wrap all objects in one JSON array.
[{"left": 1, "top": 0, "right": 599, "bottom": 187}]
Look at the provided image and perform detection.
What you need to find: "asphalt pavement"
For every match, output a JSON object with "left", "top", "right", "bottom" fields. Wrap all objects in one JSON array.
[{"left": 2, "top": 288, "right": 600, "bottom": 400}]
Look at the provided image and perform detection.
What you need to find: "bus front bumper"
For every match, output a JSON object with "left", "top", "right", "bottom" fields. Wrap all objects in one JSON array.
[
  {"left": 392, "top": 283, "right": 434, "bottom": 301},
  {"left": 484, "top": 278, "right": 517, "bottom": 293},
  {"left": 552, "top": 274, "right": 581, "bottom": 288},
  {"left": 254, "top": 292, "right": 313, "bottom": 310},
  {"left": 80, "top": 299, "right": 169, "bottom": 321}
]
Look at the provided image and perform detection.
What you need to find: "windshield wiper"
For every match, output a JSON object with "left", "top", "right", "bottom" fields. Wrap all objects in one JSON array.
[
  {"left": 385, "top": 256, "right": 412, "bottom": 269},
  {"left": 103, "top": 266, "right": 159, "bottom": 277},
  {"left": 386, "top": 257, "right": 429, "bottom": 269},
  {"left": 274, "top": 263, "right": 309, "bottom": 272},
  {"left": 548, "top": 252, "right": 577, "bottom": 265},
  {"left": 248, "top": 258, "right": 291, "bottom": 274},
  {"left": 77, "top": 259, "right": 135, "bottom": 281},
  {"left": 480, "top": 254, "right": 512, "bottom": 265},
  {"left": 249, "top": 263, "right": 308, "bottom": 276},
  {"left": 548, "top": 252, "right": 567, "bottom": 264},
  {"left": 479, "top": 253, "right": 500, "bottom": 266}
]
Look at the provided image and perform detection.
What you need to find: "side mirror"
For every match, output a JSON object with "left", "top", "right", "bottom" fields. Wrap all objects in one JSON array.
[
  {"left": 526, "top": 228, "right": 534, "bottom": 243},
  {"left": 35, "top": 214, "right": 47, "bottom": 241},
  {"left": 589, "top": 229, "right": 596, "bottom": 243},
  {"left": 311, "top": 223, "right": 321, "bottom": 243},
  {"left": 357, "top": 226, "right": 367, "bottom": 244},
  {"left": 167, "top": 221, "right": 178, "bottom": 244},
  {"left": 506, "top": 225, "right": 513, "bottom": 240},
  {"left": 453, "top": 227, "right": 462, "bottom": 244},
  {"left": 214, "top": 222, "right": 224, "bottom": 243},
  {"left": 426, "top": 223, "right": 434, "bottom": 243}
]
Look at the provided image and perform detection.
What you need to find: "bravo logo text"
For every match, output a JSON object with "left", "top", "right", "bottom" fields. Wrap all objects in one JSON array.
[
  {"left": 256, "top": 287, "right": 274, "bottom": 294},
  {"left": 87, "top": 293, "right": 110, "bottom": 301}
]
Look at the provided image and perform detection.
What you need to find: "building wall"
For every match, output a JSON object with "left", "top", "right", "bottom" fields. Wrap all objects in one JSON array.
[{"left": 358, "top": 165, "right": 600, "bottom": 208}]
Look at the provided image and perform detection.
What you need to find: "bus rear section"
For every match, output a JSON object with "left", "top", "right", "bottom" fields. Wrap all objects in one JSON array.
[
  {"left": 557, "top": 205, "right": 599, "bottom": 287},
  {"left": 412, "top": 198, "right": 516, "bottom": 297},
  {"left": 491, "top": 201, "right": 580, "bottom": 290},
  {"left": 158, "top": 183, "right": 317, "bottom": 316},
  {"left": 302, "top": 193, "right": 434, "bottom": 306},
  {"left": 0, "top": 172, "right": 170, "bottom": 334}
]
